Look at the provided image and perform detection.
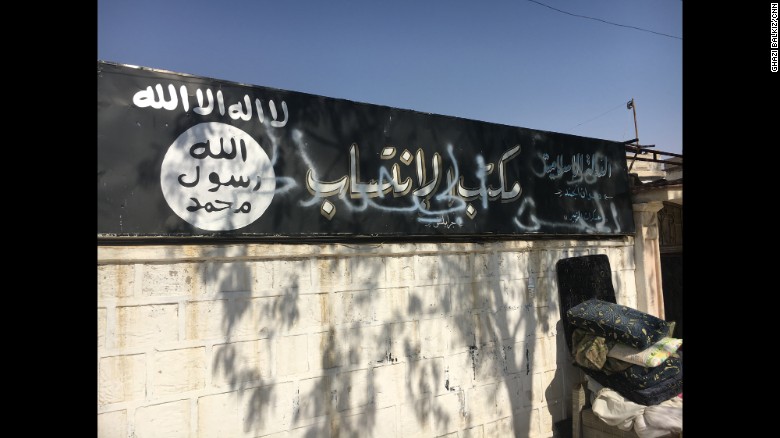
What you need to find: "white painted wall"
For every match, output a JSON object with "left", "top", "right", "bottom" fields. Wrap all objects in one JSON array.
[{"left": 98, "top": 238, "right": 637, "bottom": 438}]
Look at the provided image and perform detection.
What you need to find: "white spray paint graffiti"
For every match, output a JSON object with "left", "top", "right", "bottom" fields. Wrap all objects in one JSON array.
[
  {"left": 513, "top": 194, "right": 621, "bottom": 233},
  {"left": 533, "top": 152, "right": 611, "bottom": 184},
  {"left": 293, "top": 126, "right": 524, "bottom": 224}
]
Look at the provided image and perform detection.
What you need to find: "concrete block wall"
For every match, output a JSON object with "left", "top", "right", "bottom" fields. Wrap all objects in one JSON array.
[{"left": 98, "top": 238, "right": 637, "bottom": 438}]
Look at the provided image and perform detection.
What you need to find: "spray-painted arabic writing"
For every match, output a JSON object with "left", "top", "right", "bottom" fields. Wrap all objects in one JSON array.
[
  {"left": 160, "top": 122, "right": 276, "bottom": 231},
  {"left": 302, "top": 143, "right": 522, "bottom": 223},
  {"left": 565, "top": 209, "right": 603, "bottom": 223},
  {"left": 554, "top": 186, "right": 613, "bottom": 201},
  {"left": 534, "top": 152, "right": 611, "bottom": 184},
  {"left": 133, "top": 84, "right": 289, "bottom": 127}
]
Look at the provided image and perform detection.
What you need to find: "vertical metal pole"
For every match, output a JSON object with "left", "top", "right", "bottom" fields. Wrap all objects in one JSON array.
[
  {"left": 631, "top": 97, "right": 639, "bottom": 144},
  {"left": 628, "top": 98, "right": 640, "bottom": 171}
]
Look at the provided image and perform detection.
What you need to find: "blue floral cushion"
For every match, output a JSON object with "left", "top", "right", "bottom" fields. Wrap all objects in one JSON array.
[
  {"left": 566, "top": 299, "right": 674, "bottom": 350},
  {"left": 582, "top": 355, "right": 683, "bottom": 406}
]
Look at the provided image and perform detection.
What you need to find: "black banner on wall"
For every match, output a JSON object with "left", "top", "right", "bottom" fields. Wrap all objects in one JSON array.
[{"left": 98, "top": 61, "right": 635, "bottom": 239}]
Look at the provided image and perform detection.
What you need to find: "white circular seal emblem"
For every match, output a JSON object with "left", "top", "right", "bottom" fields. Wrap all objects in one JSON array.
[{"left": 160, "top": 122, "right": 276, "bottom": 231}]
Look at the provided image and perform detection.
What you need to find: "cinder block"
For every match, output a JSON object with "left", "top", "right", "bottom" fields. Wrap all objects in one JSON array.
[
  {"left": 388, "top": 321, "right": 420, "bottom": 361},
  {"left": 530, "top": 338, "right": 547, "bottom": 372},
  {"left": 385, "top": 256, "right": 415, "bottom": 285},
  {"left": 250, "top": 260, "right": 274, "bottom": 295},
  {"left": 142, "top": 263, "right": 202, "bottom": 296},
  {"left": 531, "top": 277, "right": 552, "bottom": 308},
  {"left": 152, "top": 347, "right": 206, "bottom": 396},
  {"left": 466, "top": 383, "right": 498, "bottom": 424},
  {"left": 473, "top": 344, "right": 503, "bottom": 383},
  {"left": 497, "top": 251, "right": 530, "bottom": 281},
  {"left": 415, "top": 255, "right": 441, "bottom": 282},
  {"left": 410, "top": 285, "right": 450, "bottom": 320},
  {"left": 296, "top": 375, "right": 335, "bottom": 422},
  {"left": 501, "top": 307, "right": 525, "bottom": 339},
  {"left": 256, "top": 293, "right": 329, "bottom": 335},
  {"left": 97, "top": 410, "right": 126, "bottom": 438},
  {"left": 468, "top": 281, "right": 502, "bottom": 312},
  {"left": 606, "top": 246, "right": 635, "bottom": 271},
  {"left": 134, "top": 399, "right": 190, "bottom": 438},
  {"left": 448, "top": 282, "right": 478, "bottom": 315},
  {"left": 98, "top": 354, "right": 145, "bottom": 405},
  {"left": 289, "top": 419, "right": 331, "bottom": 438},
  {"left": 524, "top": 251, "right": 543, "bottom": 279},
  {"left": 473, "top": 252, "right": 499, "bottom": 279},
  {"left": 278, "top": 334, "right": 309, "bottom": 377},
  {"left": 335, "top": 368, "right": 373, "bottom": 411},
  {"left": 445, "top": 351, "right": 473, "bottom": 390},
  {"left": 239, "top": 381, "right": 294, "bottom": 437},
  {"left": 115, "top": 304, "right": 178, "bottom": 348},
  {"left": 495, "top": 375, "right": 523, "bottom": 418},
  {"left": 98, "top": 264, "right": 135, "bottom": 299},
  {"left": 542, "top": 369, "right": 565, "bottom": 406},
  {"left": 539, "top": 403, "right": 559, "bottom": 436},
  {"left": 534, "top": 274, "right": 560, "bottom": 310},
  {"left": 517, "top": 303, "right": 542, "bottom": 339},
  {"left": 316, "top": 258, "right": 350, "bottom": 289},
  {"left": 341, "top": 405, "right": 397, "bottom": 438},
  {"left": 460, "top": 424, "right": 484, "bottom": 438},
  {"left": 407, "top": 357, "right": 446, "bottom": 400},
  {"left": 500, "top": 279, "right": 527, "bottom": 310},
  {"left": 399, "top": 397, "right": 433, "bottom": 438},
  {"left": 339, "top": 410, "right": 368, "bottom": 438},
  {"left": 374, "top": 405, "right": 398, "bottom": 437},
  {"left": 98, "top": 309, "right": 107, "bottom": 349},
  {"left": 547, "top": 335, "right": 565, "bottom": 371},
  {"left": 473, "top": 312, "right": 501, "bottom": 347},
  {"left": 349, "top": 256, "right": 385, "bottom": 288},
  {"left": 534, "top": 305, "right": 560, "bottom": 339},
  {"left": 274, "top": 259, "right": 312, "bottom": 291},
  {"left": 439, "top": 254, "right": 472, "bottom": 280},
  {"left": 373, "top": 363, "right": 405, "bottom": 408},
  {"left": 513, "top": 408, "right": 541, "bottom": 437},
  {"left": 540, "top": 250, "right": 566, "bottom": 275},
  {"left": 449, "top": 315, "right": 475, "bottom": 353},
  {"left": 483, "top": 416, "right": 513, "bottom": 437},
  {"left": 198, "top": 391, "right": 241, "bottom": 438},
  {"left": 345, "top": 325, "right": 387, "bottom": 366},
  {"left": 334, "top": 290, "right": 375, "bottom": 325},
  {"left": 419, "top": 317, "right": 449, "bottom": 358},
  {"left": 212, "top": 339, "right": 273, "bottom": 388},
  {"left": 186, "top": 299, "right": 255, "bottom": 341},
  {"left": 506, "top": 340, "right": 530, "bottom": 376},
  {"left": 521, "top": 372, "right": 545, "bottom": 408},
  {"left": 309, "top": 329, "right": 344, "bottom": 370},
  {"left": 375, "top": 287, "right": 410, "bottom": 324},
  {"left": 431, "top": 391, "right": 466, "bottom": 436},
  {"left": 205, "top": 261, "right": 251, "bottom": 295},
  {"left": 614, "top": 271, "right": 638, "bottom": 309}
]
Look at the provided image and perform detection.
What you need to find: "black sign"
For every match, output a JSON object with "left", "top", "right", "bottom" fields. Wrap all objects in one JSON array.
[{"left": 98, "top": 61, "right": 635, "bottom": 239}]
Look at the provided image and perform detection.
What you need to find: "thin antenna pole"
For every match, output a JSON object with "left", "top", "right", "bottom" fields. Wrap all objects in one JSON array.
[
  {"left": 627, "top": 98, "right": 640, "bottom": 171},
  {"left": 631, "top": 98, "right": 639, "bottom": 143}
]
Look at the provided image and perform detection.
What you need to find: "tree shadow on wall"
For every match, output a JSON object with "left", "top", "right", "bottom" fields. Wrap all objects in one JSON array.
[{"left": 203, "top": 237, "right": 587, "bottom": 437}]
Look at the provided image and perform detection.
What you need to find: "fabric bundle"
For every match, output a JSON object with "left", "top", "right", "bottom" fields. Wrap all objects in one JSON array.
[{"left": 566, "top": 299, "right": 683, "bottom": 406}]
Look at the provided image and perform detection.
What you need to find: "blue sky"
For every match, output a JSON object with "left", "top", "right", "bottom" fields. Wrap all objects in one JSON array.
[{"left": 98, "top": 0, "right": 682, "bottom": 155}]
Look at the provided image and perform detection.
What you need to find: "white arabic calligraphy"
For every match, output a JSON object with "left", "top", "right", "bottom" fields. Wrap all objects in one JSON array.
[
  {"left": 302, "top": 142, "right": 522, "bottom": 223},
  {"left": 133, "top": 83, "right": 289, "bottom": 127}
]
